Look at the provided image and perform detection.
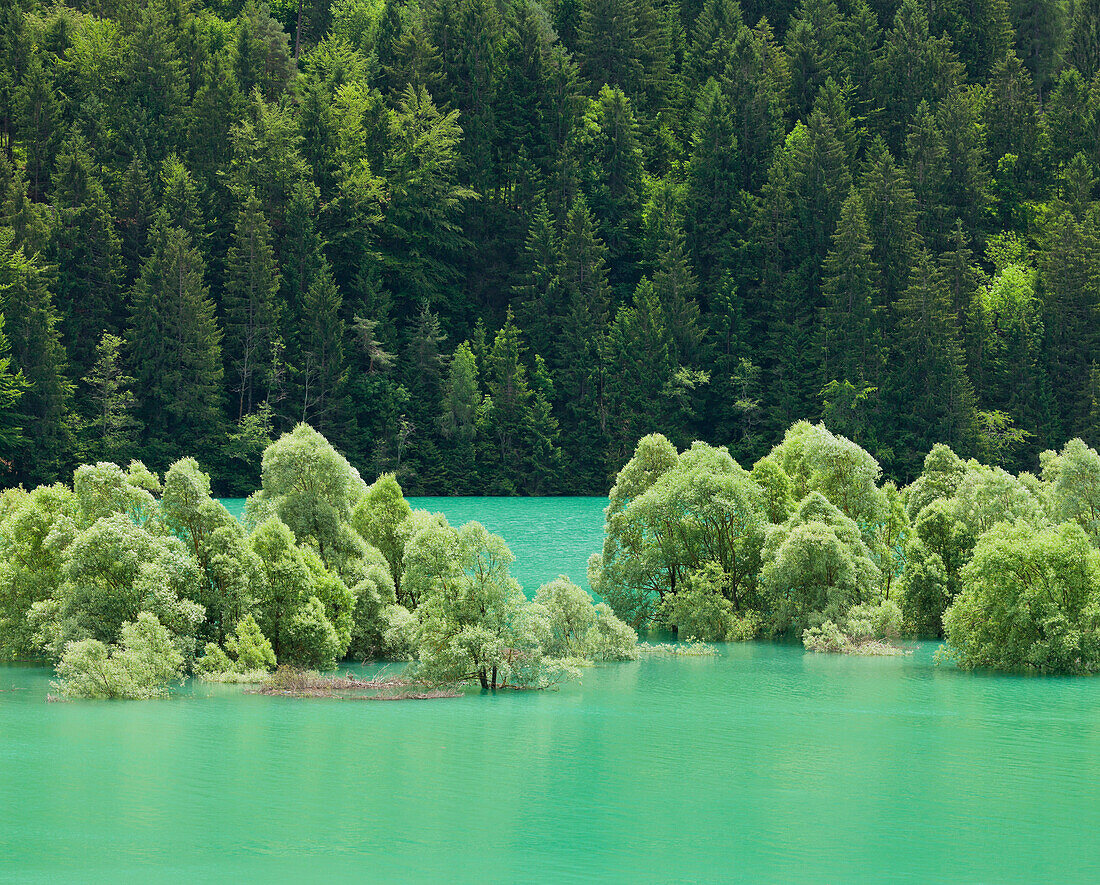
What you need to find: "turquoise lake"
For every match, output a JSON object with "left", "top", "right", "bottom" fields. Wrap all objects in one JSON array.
[{"left": 3, "top": 497, "right": 1100, "bottom": 882}]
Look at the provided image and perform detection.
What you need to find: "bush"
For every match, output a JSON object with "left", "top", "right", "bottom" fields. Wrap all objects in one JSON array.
[
  {"left": 226, "top": 614, "right": 276, "bottom": 671},
  {"left": 56, "top": 612, "right": 184, "bottom": 699},
  {"left": 802, "top": 620, "right": 851, "bottom": 653}
]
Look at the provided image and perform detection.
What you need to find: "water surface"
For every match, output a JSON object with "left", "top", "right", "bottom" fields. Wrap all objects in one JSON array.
[{"left": 3, "top": 497, "right": 1099, "bottom": 882}]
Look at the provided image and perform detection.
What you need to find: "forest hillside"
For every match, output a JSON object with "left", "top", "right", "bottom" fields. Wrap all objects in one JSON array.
[{"left": 0, "top": 0, "right": 1097, "bottom": 492}]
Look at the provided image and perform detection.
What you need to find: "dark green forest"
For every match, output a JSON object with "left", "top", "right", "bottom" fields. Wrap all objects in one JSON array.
[{"left": 0, "top": 0, "right": 1098, "bottom": 493}]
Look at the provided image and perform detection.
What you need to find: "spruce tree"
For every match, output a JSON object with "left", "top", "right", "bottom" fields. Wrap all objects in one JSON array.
[
  {"left": 294, "top": 264, "right": 347, "bottom": 435},
  {"left": 0, "top": 228, "right": 74, "bottom": 485},
  {"left": 0, "top": 311, "right": 27, "bottom": 460},
  {"left": 821, "top": 190, "right": 882, "bottom": 388},
  {"left": 127, "top": 218, "right": 224, "bottom": 466},
  {"left": 683, "top": 80, "right": 743, "bottom": 284},
  {"left": 224, "top": 189, "right": 281, "bottom": 420},
  {"left": 81, "top": 333, "right": 140, "bottom": 464},
  {"left": 603, "top": 278, "right": 677, "bottom": 465},
  {"left": 889, "top": 250, "right": 977, "bottom": 474},
  {"left": 48, "top": 136, "right": 124, "bottom": 377},
  {"left": 578, "top": 0, "right": 643, "bottom": 95}
]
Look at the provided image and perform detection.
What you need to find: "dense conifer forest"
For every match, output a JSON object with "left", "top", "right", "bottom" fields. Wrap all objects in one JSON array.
[{"left": 0, "top": 0, "right": 1098, "bottom": 493}]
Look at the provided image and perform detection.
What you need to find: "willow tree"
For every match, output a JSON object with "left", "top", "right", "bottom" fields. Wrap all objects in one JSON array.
[
  {"left": 592, "top": 436, "right": 767, "bottom": 628},
  {"left": 404, "top": 517, "right": 564, "bottom": 689},
  {"left": 944, "top": 521, "right": 1100, "bottom": 673}
]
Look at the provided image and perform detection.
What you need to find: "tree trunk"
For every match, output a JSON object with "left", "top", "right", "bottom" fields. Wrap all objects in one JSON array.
[
  {"left": 294, "top": 0, "right": 304, "bottom": 60},
  {"left": 478, "top": 669, "right": 489, "bottom": 690}
]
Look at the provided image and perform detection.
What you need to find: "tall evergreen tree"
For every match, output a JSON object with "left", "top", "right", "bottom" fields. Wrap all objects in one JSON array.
[
  {"left": 0, "top": 228, "right": 74, "bottom": 485},
  {"left": 0, "top": 311, "right": 27, "bottom": 463},
  {"left": 48, "top": 136, "right": 124, "bottom": 377},
  {"left": 224, "top": 190, "right": 281, "bottom": 420},
  {"left": 127, "top": 218, "right": 224, "bottom": 466},
  {"left": 821, "top": 191, "right": 882, "bottom": 387},
  {"left": 81, "top": 332, "right": 140, "bottom": 464},
  {"left": 889, "top": 250, "right": 977, "bottom": 474}
]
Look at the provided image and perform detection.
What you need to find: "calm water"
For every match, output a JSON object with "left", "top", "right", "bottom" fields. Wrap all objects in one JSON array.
[
  {"left": 220, "top": 495, "right": 608, "bottom": 592},
  {"left": 3, "top": 498, "right": 1100, "bottom": 883}
]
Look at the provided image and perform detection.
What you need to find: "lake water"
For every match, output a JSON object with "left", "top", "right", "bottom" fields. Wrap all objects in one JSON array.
[{"left": 3, "top": 497, "right": 1100, "bottom": 883}]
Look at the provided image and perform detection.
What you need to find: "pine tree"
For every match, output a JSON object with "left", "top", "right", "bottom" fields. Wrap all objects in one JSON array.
[
  {"left": 439, "top": 339, "right": 480, "bottom": 492},
  {"left": 557, "top": 195, "right": 612, "bottom": 491},
  {"left": 1069, "top": 0, "right": 1100, "bottom": 78},
  {"left": 115, "top": 158, "right": 155, "bottom": 286},
  {"left": 684, "top": 0, "right": 744, "bottom": 91},
  {"left": 482, "top": 308, "right": 535, "bottom": 492},
  {"left": 876, "top": 0, "right": 965, "bottom": 150},
  {"left": 723, "top": 19, "right": 791, "bottom": 190}
]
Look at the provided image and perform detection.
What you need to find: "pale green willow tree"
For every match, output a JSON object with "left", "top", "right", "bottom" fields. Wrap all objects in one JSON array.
[
  {"left": 57, "top": 612, "right": 185, "bottom": 699},
  {"left": 248, "top": 515, "right": 348, "bottom": 667},
  {"left": 1040, "top": 438, "right": 1100, "bottom": 543},
  {"left": 247, "top": 422, "right": 367, "bottom": 560},
  {"left": 760, "top": 492, "right": 882, "bottom": 634},
  {"left": 350, "top": 472, "right": 411, "bottom": 596},
  {"left": 591, "top": 435, "right": 767, "bottom": 629},
  {"left": 162, "top": 457, "right": 262, "bottom": 641},
  {"left": 764, "top": 421, "right": 887, "bottom": 536},
  {"left": 71, "top": 460, "right": 159, "bottom": 527},
  {"left": 943, "top": 521, "right": 1100, "bottom": 673},
  {"left": 659, "top": 562, "right": 762, "bottom": 641},
  {"left": 196, "top": 612, "right": 277, "bottom": 679},
  {"left": 0, "top": 483, "right": 77, "bottom": 658},
  {"left": 405, "top": 518, "right": 573, "bottom": 689},
  {"left": 532, "top": 577, "right": 638, "bottom": 660},
  {"left": 29, "top": 513, "right": 205, "bottom": 662}
]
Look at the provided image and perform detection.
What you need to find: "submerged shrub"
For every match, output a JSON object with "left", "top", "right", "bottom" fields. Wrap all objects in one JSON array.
[
  {"left": 57, "top": 612, "right": 185, "bottom": 699},
  {"left": 943, "top": 521, "right": 1100, "bottom": 673}
]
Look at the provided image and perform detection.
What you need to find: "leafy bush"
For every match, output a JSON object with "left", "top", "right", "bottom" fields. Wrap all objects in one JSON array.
[{"left": 56, "top": 612, "right": 184, "bottom": 699}]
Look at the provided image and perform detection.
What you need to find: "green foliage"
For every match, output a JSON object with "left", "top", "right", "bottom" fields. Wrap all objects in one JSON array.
[
  {"left": 944, "top": 521, "right": 1100, "bottom": 673},
  {"left": 57, "top": 612, "right": 185, "bottom": 699},
  {"left": 225, "top": 613, "right": 276, "bottom": 671},
  {"left": 248, "top": 423, "right": 366, "bottom": 558},
  {"left": 593, "top": 436, "right": 767, "bottom": 629},
  {"left": 760, "top": 493, "right": 882, "bottom": 634},
  {"left": 533, "top": 576, "right": 639, "bottom": 660},
  {"left": 404, "top": 517, "right": 577, "bottom": 689}
]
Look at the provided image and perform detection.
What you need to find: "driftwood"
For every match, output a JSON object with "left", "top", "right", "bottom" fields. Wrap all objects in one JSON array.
[{"left": 249, "top": 669, "right": 461, "bottom": 700}]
